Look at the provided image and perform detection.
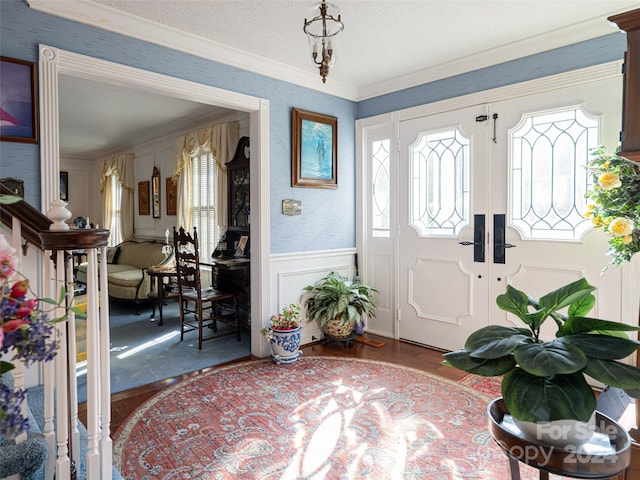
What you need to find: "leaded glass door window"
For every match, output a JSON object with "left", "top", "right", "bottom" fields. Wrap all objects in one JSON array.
[
  {"left": 510, "top": 107, "right": 598, "bottom": 240},
  {"left": 409, "top": 129, "right": 470, "bottom": 237}
]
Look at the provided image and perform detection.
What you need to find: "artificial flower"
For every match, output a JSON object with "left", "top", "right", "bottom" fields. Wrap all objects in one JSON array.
[
  {"left": 0, "top": 233, "right": 60, "bottom": 441},
  {"left": 261, "top": 303, "right": 301, "bottom": 341},
  {"left": 598, "top": 172, "right": 622, "bottom": 190},
  {"left": 585, "top": 147, "right": 640, "bottom": 267},
  {"left": 608, "top": 217, "right": 634, "bottom": 237}
]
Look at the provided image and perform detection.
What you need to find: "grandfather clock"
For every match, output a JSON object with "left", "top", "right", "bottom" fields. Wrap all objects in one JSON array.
[{"left": 609, "top": 8, "right": 640, "bottom": 162}]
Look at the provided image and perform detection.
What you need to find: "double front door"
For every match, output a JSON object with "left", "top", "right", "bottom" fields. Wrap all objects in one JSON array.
[{"left": 388, "top": 76, "right": 633, "bottom": 351}]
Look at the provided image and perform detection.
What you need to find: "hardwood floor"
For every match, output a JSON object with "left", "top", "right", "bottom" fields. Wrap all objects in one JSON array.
[{"left": 77, "top": 334, "right": 464, "bottom": 436}]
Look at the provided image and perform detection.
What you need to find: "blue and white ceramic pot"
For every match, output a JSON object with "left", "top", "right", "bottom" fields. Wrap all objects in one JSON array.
[{"left": 270, "top": 326, "right": 303, "bottom": 364}]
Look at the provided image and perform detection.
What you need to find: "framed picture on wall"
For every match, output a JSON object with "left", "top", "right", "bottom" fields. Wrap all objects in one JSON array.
[
  {"left": 166, "top": 177, "right": 177, "bottom": 216},
  {"left": 0, "top": 56, "right": 38, "bottom": 144},
  {"left": 152, "top": 167, "right": 161, "bottom": 219},
  {"left": 291, "top": 108, "right": 337, "bottom": 189},
  {"left": 60, "top": 171, "right": 69, "bottom": 201},
  {"left": 138, "top": 181, "right": 150, "bottom": 215}
]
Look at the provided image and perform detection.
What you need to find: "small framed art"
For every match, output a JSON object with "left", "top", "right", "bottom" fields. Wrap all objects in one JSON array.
[
  {"left": 0, "top": 56, "right": 38, "bottom": 144},
  {"left": 60, "top": 171, "right": 69, "bottom": 201},
  {"left": 138, "top": 181, "right": 150, "bottom": 216}
]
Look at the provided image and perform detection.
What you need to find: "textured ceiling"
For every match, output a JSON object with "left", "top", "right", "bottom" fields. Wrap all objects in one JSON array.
[{"left": 90, "top": 0, "right": 636, "bottom": 92}]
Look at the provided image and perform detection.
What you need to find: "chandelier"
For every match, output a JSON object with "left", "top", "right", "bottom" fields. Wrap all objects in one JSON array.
[{"left": 303, "top": 0, "right": 344, "bottom": 83}]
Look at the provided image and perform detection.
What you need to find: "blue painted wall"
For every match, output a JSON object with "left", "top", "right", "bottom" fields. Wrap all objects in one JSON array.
[
  {"left": 0, "top": 0, "right": 356, "bottom": 254},
  {"left": 0, "top": 0, "right": 627, "bottom": 254},
  {"left": 357, "top": 33, "right": 626, "bottom": 119}
]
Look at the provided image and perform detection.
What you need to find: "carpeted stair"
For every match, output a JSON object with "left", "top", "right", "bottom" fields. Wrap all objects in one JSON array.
[{"left": 0, "top": 379, "right": 123, "bottom": 480}]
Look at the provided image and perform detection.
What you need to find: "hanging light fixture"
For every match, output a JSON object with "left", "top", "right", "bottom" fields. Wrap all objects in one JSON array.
[{"left": 303, "top": 0, "right": 344, "bottom": 83}]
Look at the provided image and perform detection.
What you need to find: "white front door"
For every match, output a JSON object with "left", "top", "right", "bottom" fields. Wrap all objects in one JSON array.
[
  {"left": 397, "top": 76, "right": 628, "bottom": 351},
  {"left": 397, "top": 105, "right": 491, "bottom": 350}
]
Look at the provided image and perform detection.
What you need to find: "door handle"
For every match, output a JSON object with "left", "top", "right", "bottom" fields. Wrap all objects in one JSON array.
[
  {"left": 493, "top": 214, "right": 516, "bottom": 264},
  {"left": 458, "top": 214, "right": 485, "bottom": 263}
]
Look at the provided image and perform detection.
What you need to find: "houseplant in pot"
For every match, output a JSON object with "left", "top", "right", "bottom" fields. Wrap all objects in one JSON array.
[
  {"left": 302, "top": 271, "right": 378, "bottom": 342},
  {"left": 261, "top": 303, "right": 303, "bottom": 364},
  {"left": 443, "top": 277, "right": 640, "bottom": 447}
]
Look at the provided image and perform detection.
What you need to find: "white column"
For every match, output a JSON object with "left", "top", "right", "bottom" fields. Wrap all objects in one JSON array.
[
  {"left": 54, "top": 250, "right": 71, "bottom": 480},
  {"left": 85, "top": 248, "right": 101, "bottom": 477},
  {"left": 42, "top": 255, "right": 56, "bottom": 480},
  {"left": 99, "top": 247, "right": 113, "bottom": 479},
  {"left": 66, "top": 259, "right": 81, "bottom": 470}
]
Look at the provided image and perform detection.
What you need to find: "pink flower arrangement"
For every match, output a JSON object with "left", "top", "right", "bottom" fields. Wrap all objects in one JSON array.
[
  {"left": 261, "top": 304, "right": 301, "bottom": 341},
  {"left": 1, "top": 233, "right": 58, "bottom": 440}
]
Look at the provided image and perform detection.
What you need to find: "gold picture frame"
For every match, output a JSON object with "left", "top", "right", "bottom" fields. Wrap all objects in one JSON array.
[
  {"left": 291, "top": 108, "right": 337, "bottom": 189},
  {"left": 138, "top": 181, "right": 150, "bottom": 216},
  {"left": 166, "top": 177, "right": 177, "bottom": 216}
]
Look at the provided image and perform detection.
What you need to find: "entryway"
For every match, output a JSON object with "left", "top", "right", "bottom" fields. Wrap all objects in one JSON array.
[{"left": 360, "top": 66, "right": 639, "bottom": 352}]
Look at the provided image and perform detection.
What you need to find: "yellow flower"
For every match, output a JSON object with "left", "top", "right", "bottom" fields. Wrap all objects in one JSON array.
[
  {"left": 592, "top": 216, "right": 602, "bottom": 226},
  {"left": 598, "top": 172, "right": 621, "bottom": 191},
  {"left": 608, "top": 217, "right": 633, "bottom": 237},
  {"left": 586, "top": 204, "right": 595, "bottom": 210},
  {"left": 623, "top": 235, "right": 633, "bottom": 245}
]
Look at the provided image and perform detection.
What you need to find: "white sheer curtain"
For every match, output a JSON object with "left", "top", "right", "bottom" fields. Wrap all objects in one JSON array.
[
  {"left": 172, "top": 122, "right": 239, "bottom": 232},
  {"left": 100, "top": 152, "right": 135, "bottom": 243}
]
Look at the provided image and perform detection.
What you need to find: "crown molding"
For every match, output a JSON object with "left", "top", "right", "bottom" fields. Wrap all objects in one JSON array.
[
  {"left": 27, "top": 0, "right": 626, "bottom": 103},
  {"left": 26, "top": 0, "right": 359, "bottom": 100},
  {"left": 357, "top": 15, "right": 622, "bottom": 100}
]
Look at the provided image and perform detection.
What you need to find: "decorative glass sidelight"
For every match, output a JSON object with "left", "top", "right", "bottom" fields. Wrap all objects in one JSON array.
[
  {"left": 371, "top": 139, "right": 391, "bottom": 237},
  {"left": 510, "top": 107, "right": 599, "bottom": 240},
  {"left": 410, "top": 129, "right": 470, "bottom": 236}
]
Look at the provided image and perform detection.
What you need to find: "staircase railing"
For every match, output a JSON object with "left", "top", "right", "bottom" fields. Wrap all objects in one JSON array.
[{"left": 1, "top": 189, "right": 113, "bottom": 480}]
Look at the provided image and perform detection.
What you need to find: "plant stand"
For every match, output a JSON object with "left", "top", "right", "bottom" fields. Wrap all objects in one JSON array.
[
  {"left": 322, "top": 331, "right": 356, "bottom": 347},
  {"left": 488, "top": 398, "right": 631, "bottom": 479}
]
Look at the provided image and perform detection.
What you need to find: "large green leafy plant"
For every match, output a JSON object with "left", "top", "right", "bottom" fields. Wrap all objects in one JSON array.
[
  {"left": 302, "top": 272, "right": 378, "bottom": 333},
  {"left": 443, "top": 278, "right": 640, "bottom": 423}
]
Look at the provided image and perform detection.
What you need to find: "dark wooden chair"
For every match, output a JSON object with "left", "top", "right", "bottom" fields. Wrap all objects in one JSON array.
[{"left": 173, "top": 226, "right": 240, "bottom": 349}]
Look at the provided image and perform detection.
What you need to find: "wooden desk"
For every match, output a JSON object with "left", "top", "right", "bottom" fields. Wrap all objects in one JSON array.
[
  {"left": 208, "top": 258, "right": 250, "bottom": 329},
  {"left": 488, "top": 398, "right": 631, "bottom": 479},
  {"left": 146, "top": 265, "right": 178, "bottom": 326}
]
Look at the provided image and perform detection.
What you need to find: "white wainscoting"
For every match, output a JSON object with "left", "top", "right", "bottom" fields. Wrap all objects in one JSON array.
[{"left": 270, "top": 248, "right": 356, "bottom": 346}]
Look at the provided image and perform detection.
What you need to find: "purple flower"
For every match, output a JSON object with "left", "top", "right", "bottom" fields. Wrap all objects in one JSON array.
[{"left": 0, "top": 382, "right": 29, "bottom": 441}]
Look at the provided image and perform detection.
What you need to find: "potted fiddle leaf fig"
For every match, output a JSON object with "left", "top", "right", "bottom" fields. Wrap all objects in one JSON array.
[{"left": 443, "top": 278, "right": 640, "bottom": 445}]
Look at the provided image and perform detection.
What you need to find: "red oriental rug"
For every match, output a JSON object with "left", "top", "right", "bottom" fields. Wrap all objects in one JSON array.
[{"left": 112, "top": 357, "right": 556, "bottom": 479}]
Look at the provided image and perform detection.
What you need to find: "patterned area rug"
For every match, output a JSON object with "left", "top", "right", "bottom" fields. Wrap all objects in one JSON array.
[{"left": 113, "top": 357, "right": 548, "bottom": 479}]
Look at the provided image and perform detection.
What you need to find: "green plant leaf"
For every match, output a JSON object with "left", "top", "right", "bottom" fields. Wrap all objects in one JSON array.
[
  {"left": 567, "top": 293, "right": 595, "bottom": 318},
  {"left": 558, "top": 316, "right": 640, "bottom": 336},
  {"left": 496, "top": 285, "right": 530, "bottom": 320},
  {"left": 1, "top": 361, "right": 16, "bottom": 374},
  {"left": 560, "top": 334, "right": 640, "bottom": 360},
  {"left": 463, "top": 325, "right": 530, "bottom": 359},
  {"left": 0, "top": 194, "right": 21, "bottom": 205},
  {"left": 538, "top": 278, "right": 595, "bottom": 313},
  {"left": 584, "top": 358, "right": 640, "bottom": 390},
  {"left": 442, "top": 349, "right": 515, "bottom": 376},
  {"left": 514, "top": 339, "right": 587, "bottom": 376},
  {"left": 502, "top": 368, "right": 596, "bottom": 422}
]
